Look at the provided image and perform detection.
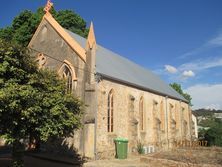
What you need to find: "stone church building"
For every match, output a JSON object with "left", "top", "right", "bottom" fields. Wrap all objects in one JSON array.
[{"left": 28, "top": 1, "right": 195, "bottom": 159}]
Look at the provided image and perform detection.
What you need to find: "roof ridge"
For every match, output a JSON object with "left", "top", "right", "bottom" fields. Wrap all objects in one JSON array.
[{"left": 65, "top": 29, "right": 187, "bottom": 102}]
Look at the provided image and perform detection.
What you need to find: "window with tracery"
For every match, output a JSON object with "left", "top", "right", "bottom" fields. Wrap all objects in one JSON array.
[
  {"left": 59, "top": 60, "right": 77, "bottom": 94},
  {"left": 62, "top": 65, "right": 73, "bottom": 94},
  {"left": 36, "top": 53, "right": 46, "bottom": 69},
  {"left": 107, "top": 90, "right": 114, "bottom": 132}
]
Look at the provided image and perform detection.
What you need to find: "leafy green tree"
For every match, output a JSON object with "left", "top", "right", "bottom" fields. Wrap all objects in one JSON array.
[
  {"left": 204, "top": 119, "right": 222, "bottom": 146},
  {"left": 0, "top": 40, "right": 83, "bottom": 166},
  {"left": 0, "top": 27, "right": 13, "bottom": 41},
  {"left": 192, "top": 108, "right": 216, "bottom": 117},
  {"left": 170, "top": 82, "right": 192, "bottom": 105},
  {"left": 56, "top": 10, "right": 89, "bottom": 37},
  {"left": 196, "top": 112, "right": 222, "bottom": 147},
  {"left": 0, "top": 7, "right": 89, "bottom": 46}
]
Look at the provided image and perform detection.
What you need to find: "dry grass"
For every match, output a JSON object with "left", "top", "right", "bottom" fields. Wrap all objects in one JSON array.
[{"left": 150, "top": 147, "right": 222, "bottom": 166}]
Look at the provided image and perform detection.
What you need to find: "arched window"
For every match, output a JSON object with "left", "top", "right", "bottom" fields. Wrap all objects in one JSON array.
[
  {"left": 58, "top": 60, "right": 77, "bottom": 94},
  {"left": 169, "top": 104, "right": 175, "bottom": 120},
  {"left": 160, "top": 101, "right": 165, "bottom": 131},
  {"left": 155, "top": 118, "right": 161, "bottom": 143},
  {"left": 183, "top": 120, "right": 188, "bottom": 138},
  {"left": 36, "top": 53, "right": 46, "bottom": 69},
  {"left": 139, "top": 97, "right": 144, "bottom": 131},
  {"left": 62, "top": 65, "right": 72, "bottom": 94},
  {"left": 108, "top": 90, "right": 114, "bottom": 132},
  {"left": 175, "top": 104, "right": 180, "bottom": 130}
]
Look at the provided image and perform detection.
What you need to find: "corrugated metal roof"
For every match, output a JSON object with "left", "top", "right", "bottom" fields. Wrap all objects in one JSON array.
[{"left": 66, "top": 30, "right": 187, "bottom": 102}]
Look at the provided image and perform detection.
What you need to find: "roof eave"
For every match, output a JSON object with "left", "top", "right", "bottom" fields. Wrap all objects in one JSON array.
[{"left": 97, "top": 72, "right": 188, "bottom": 104}]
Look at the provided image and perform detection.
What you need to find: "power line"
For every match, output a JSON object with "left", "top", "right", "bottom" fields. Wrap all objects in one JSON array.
[
  {"left": 28, "top": 47, "right": 106, "bottom": 88},
  {"left": 28, "top": 47, "right": 94, "bottom": 75}
]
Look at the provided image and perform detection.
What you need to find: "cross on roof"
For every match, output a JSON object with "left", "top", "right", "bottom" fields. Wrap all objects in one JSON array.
[{"left": 44, "top": 0, "right": 53, "bottom": 14}]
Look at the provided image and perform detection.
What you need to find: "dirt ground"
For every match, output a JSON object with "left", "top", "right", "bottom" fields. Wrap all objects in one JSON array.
[
  {"left": 1, "top": 147, "right": 222, "bottom": 167},
  {"left": 84, "top": 147, "right": 222, "bottom": 167},
  {"left": 150, "top": 147, "right": 222, "bottom": 166}
]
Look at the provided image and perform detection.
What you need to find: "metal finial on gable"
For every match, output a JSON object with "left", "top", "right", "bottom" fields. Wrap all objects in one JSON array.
[{"left": 44, "top": 0, "right": 53, "bottom": 14}]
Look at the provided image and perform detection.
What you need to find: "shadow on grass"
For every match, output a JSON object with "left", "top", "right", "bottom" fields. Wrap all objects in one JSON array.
[
  {"left": 27, "top": 137, "right": 87, "bottom": 166},
  {"left": 0, "top": 145, "right": 12, "bottom": 167},
  {"left": 0, "top": 137, "right": 87, "bottom": 167}
]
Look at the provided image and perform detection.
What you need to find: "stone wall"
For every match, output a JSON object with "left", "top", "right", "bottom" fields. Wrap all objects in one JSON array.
[
  {"left": 96, "top": 79, "right": 192, "bottom": 157},
  {"left": 29, "top": 19, "right": 88, "bottom": 156},
  {"left": 29, "top": 18, "right": 193, "bottom": 159},
  {"left": 29, "top": 19, "right": 86, "bottom": 99}
]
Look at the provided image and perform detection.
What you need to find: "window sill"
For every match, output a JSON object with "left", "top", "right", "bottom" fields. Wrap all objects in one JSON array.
[
  {"left": 108, "top": 133, "right": 117, "bottom": 137},
  {"left": 140, "top": 131, "right": 146, "bottom": 134}
]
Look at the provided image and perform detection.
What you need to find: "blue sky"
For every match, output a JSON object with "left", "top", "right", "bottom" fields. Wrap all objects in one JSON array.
[{"left": 1, "top": 0, "right": 222, "bottom": 109}]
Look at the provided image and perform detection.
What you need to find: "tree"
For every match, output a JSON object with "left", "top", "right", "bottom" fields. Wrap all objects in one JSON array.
[
  {"left": 170, "top": 82, "right": 192, "bottom": 106},
  {"left": 0, "top": 7, "right": 89, "bottom": 46},
  {"left": 0, "top": 40, "right": 83, "bottom": 166},
  {"left": 194, "top": 109, "right": 222, "bottom": 147},
  {"left": 55, "top": 10, "right": 89, "bottom": 37},
  {"left": 203, "top": 119, "right": 222, "bottom": 146}
]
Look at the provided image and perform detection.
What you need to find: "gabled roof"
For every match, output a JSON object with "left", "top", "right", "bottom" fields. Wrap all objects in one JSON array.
[
  {"left": 29, "top": 14, "right": 86, "bottom": 62},
  {"left": 66, "top": 30, "right": 187, "bottom": 102}
]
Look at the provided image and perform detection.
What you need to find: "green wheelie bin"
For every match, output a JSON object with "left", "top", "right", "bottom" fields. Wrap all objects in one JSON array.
[{"left": 114, "top": 138, "right": 128, "bottom": 159}]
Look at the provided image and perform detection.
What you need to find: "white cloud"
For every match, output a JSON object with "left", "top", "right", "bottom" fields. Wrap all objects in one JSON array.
[
  {"left": 179, "top": 57, "right": 222, "bottom": 71},
  {"left": 182, "top": 70, "right": 195, "bottom": 77},
  {"left": 179, "top": 31, "right": 222, "bottom": 59},
  {"left": 208, "top": 32, "right": 222, "bottom": 46},
  {"left": 179, "top": 47, "right": 208, "bottom": 59},
  {"left": 185, "top": 84, "right": 222, "bottom": 110},
  {"left": 161, "top": 56, "right": 222, "bottom": 82},
  {"left": 161, "top": 57, "right": 222, "bottom": 82},
  {"left": 164, "top": 65, "right": 178, "bottom": 74}
]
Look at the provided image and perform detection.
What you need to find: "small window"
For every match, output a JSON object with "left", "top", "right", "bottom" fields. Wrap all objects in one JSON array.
[
  {"left": 153, "top": 100, "right": 158, "bottom": 117},
  {"left": 183, "top": 120, "right": 188, "bottom": 137},
  {"left": 181, "top": 107, "right": 185, "bottom": 121},
  {"left": 175, "top": 104, "right": 180, "bottom": 129},
  {"left": 139, "top": 97, "right": 144, "bottom": 131},
  {"left": 160, "top": 101, "right": 165, "bottom": 130},
  {"left": 169, "top": 104, "right": 175, "bottom": 120},
  {"left": 108, "top": 90, "right": 114, "bottom": 132}
]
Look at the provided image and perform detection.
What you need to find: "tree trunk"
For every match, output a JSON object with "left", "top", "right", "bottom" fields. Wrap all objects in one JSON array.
[{"left": 12, "top": 140, "right": 24, "bottom": 167}]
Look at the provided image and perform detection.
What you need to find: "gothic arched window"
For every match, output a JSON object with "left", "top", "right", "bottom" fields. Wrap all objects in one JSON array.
[
  {"left": 175, "top": 104, "right": 180, "bottom": 130},
  {"left": 108, "top": 90, "right": 114, "bottom": 132},
  {"left": 139, "top": 97, "right": 144, "bottom": 131},
  {"left": 160, "top": 101, "right": 165, "bottom": 131},
  {"left": 62, "top": 65, "right": 73, "bottom": 94},
  {"left": 58, "top": 60, "right": 77, "bottom": 94}
]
